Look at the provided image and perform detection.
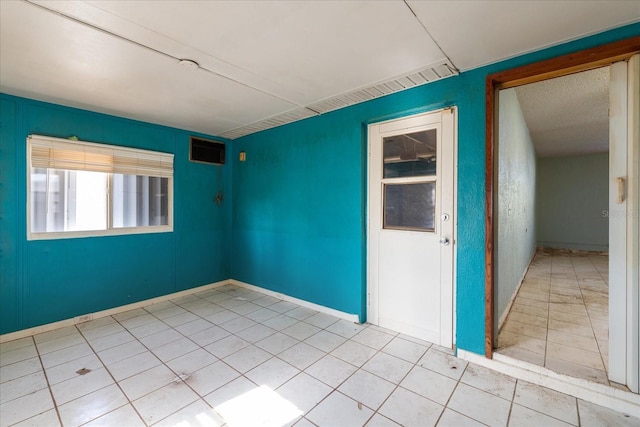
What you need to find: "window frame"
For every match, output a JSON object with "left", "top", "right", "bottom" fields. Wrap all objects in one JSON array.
[{"left": 27, "top": 135, "right": 174, "bottom": 241}]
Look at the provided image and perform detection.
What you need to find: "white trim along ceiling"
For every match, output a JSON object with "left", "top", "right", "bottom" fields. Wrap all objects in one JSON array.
[{"left": 1, "top": 1, "right": 639, "bottom": 139}]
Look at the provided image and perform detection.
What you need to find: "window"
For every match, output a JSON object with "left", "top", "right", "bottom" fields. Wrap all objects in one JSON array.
[
  {"left": 28, "top": 135, "right": 173, "bottom": 240},
  {"left": 382, "top": 129, "right": 438, "bottom": 232}
]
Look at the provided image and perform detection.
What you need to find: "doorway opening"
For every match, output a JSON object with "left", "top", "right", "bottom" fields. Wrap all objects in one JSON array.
[
  {"left": 485, "top": 37, "right": 640, "bottom": 393},
  {"left": 494, "top": 67, "right": 612, "bottom": 386}
]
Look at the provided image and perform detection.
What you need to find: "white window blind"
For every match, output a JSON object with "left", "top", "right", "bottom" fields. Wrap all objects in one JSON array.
[{"left": 29, "top": 135, "right": 174, "bottom": 178}]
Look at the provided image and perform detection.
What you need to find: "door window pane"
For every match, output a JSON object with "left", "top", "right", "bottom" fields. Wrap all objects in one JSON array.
[
  {"left": 384, "top": 182, "right": 436, "bottom": 231},
  {"left": 383, "top": 129, "right": 437, "bottom": 178}
]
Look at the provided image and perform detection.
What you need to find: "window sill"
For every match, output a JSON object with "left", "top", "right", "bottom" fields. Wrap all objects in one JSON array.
[{"left": 27, "top": 225, "right": 173, "bottom": 241}]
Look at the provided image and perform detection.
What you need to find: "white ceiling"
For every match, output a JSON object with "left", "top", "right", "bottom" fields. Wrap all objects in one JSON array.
[
  {"left": 1, "top": 0, "right": 638, "bottom": 139},
  {"left": 515, "top": 67, "right": 610, "bottom": 158}
]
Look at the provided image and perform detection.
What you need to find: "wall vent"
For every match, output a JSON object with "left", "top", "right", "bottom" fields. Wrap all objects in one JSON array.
[
  {"left": 220, "top": 60, "right": 458, "bottom": 140},
  {"left": 190, "top": 137, "right": 225, "bottom": 165}
]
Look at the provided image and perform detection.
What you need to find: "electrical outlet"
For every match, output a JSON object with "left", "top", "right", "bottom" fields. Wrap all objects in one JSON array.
[{"left": 76, "top": 314, "right": 92, "bottom": 323}]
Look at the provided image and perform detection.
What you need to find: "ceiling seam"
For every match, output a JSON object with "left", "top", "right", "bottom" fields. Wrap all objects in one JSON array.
[
  {"left": 22, "top": 0, "right": 303, "bottom": 110},
  {"left": 402, "top": 0, "right": 460, "bottom": 73}
]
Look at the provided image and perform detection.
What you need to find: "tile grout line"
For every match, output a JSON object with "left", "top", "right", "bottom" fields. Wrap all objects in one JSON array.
[
  {"left": 32, "top": 335, "right": 65, "bottom": 427},
  {"left": 78, "top": 315, "right": 152, "bottom": 427},
  {"left": 574, "top": 254, "right": 609, "bottom": 383}
]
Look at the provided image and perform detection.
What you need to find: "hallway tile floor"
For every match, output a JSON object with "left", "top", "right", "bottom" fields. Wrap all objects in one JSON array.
[
  {"left": 497, "top": 250, "right": 613, "bottom": 387},
  {"left": 2, "top": 283, "right": 637, "bottom": 426}
]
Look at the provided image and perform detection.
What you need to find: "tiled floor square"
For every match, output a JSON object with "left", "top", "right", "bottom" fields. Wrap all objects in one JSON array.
[
  {"left": 378, "top": 386, "right": 443, "bottom": 427},
  {"left": 184, "top": 360, "right": 240, "bottom": 396},
  {"left": 166, "top": 348, "right": 218, "bottom": 375},
  {"left": 331, "top": 340, "right": 377, "bottom": 367},
  {"left": 0, "top": 370, "right": 48, "bottom": 404},
  {"left": 337, "top": 369, "right": 395, "bottom": 410},
  {"left": 105, "top": 351, "right": 161, "bottom": 382},
  {"left": 436, "top": 408, "right": 485, "bottom": 426},
  {"left": 50, "top": 367, "right": 114, "bottom": 406},
  {"left": 204, "top": 335, "right": 250, "bottom": 359},
  {"left": 118, "top": 364, "right": 176, "bottom": 401},
  {"left": 447, "top": 382, "right": 511, "bottom": 426},
  {"left": 0, "top": 387, "right": 55, "bottom": 426},
  {"left": 326, "top": 319, "right": 367, "bottom": 339},
  {"left": 40, "top": 342, "right": 93, "bottom": 369},
  {"left": 1, "top": 345, "right": 38, "bottom": 369},
  {"left": 43, "top": 353, "right": 104, "bottom": 385},
  {"left": 281, "top": 321, "right": 322, "bottom": 341},
  {"left": 276, "top": 372, "right": 332, "bottom": 413},
  {"left": 304, "top": 330, "right": 347, "bottom": 353},
  {"left": 13, "top": 409, "right": 62, "bottom": 427},
  {"left": 151, "top": 336, "right": 200, "bottom": 362},
  {"left": 508, "top": 403, "right": 573, "bottom": 426},
  {"left": 418, "top": 347, "right": 467, "bottom": 380},
  {"left": 577, "top": 399, "right": 639, "bottom": 426},
  {"left": 57, "top": 384, "right": 127, "bottom": 426},
  {"left": 400, "top": 365, "right": 457, "bottom": 405},
  {"left": 381, "top": 336, "right": 430, "bottom": 363},
  {"left": 203, "top": 376, "right": 256, "bottom": 408},
  {"left": 279, "top": 342, "right": 325, "bottom": 370},
  {"left": 459, "top": 363, "right": 516, "bottom": 400},
  {"left": 222, "top": 344, "right": 271, "bottom": 373},
  {"left": 0, "top": 357, "right": 41, "bottom": 384},
  {"left": 153, "top": 399, "right": 224, "bottom": 427},
  {"left": 352, "top": 327, "right": 396, "bottom": 350},
  {"left": 362, "top": 351, "right": 413, "bottom": 384},
  {"left": 245, "top": 357, "right": 299, "bottom": 389},
  {"left": 513, "top": 380, "right": 578, "bottom": 425},
  {"left": 132, "top": 381, "right": 199, "bottom": 425},
  {"left": 305, "top": 354, "right": 358, "bottom": 388},
  {"left": 255, "top": 331, "right": 299, "bottom": 355},
  {"left": 307, "top": 391, "right": 374, "bottom": 426}
]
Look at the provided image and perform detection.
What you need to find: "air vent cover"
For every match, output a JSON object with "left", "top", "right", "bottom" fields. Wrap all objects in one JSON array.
[
  {"left": 220, "top": 60, "right": 459, "bottom": 140},
  {"left": 190, "top": 137, "right": 225, "bottom": 165}
]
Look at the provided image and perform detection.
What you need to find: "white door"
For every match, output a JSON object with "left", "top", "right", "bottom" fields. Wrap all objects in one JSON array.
[
  {"left": 609, "top": 54, "right": 639, "bottom": 392},
  {"left": 368, "top": 108, "right": 456, "bottom": 347}
]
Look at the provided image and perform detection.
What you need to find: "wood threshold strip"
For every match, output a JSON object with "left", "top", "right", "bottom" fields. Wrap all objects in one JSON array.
[{"left": 484, "top": 36, "right": 640, "bottom": 359}]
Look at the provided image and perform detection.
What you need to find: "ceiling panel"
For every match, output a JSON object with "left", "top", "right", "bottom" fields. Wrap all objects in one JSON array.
[
  {"left": 408, "top": 0, "right": 640, "bottom": 70},
  {"left": 0, "top": 0, "right": 295, "bottom": 135},
  {"left": 52, "top": 0, "right": 447, "bottom": 105}
]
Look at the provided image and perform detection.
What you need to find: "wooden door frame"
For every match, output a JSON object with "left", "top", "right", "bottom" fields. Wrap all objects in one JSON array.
[{"left": 485, "top": 36, "right": 640, "bottom": 358}]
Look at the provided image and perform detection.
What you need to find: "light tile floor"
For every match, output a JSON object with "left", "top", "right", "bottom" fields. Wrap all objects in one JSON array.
[
  {"left": 2, "top": 284, "right": 637, "bottom": 426},
  {"left": 497, "top": 250, "right": 615, "bottom": 387}
]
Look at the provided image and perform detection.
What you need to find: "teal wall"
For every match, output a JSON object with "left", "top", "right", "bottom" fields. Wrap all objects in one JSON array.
[
  {"left": 231, "top": 24, "right": 639, "bottom": 355},
  {"left": 1, "top": 23, "right": 638, "bottom": 355},
  {"left": 537, "top": 153, "right": 609, "bottom": 251},
  {"left": 496, "top": 89, "right": 537, "bottom": 334},
  {"left": 0, "top": 95, "right": 233, "bottom": 334}
]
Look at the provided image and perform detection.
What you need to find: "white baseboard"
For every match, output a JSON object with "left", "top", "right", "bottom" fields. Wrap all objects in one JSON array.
[
  {"left": 228, "top": 279, "right": 360, "bottom": 324},
  {"left": 457, "top": 349, "right": 640, "bottom": 416},
  {"left": 497, "top": 250, "right": 536, "bottom": 332},
  {"left": 0, "top": 280, "right": 229, "bottom": 343},
  {"left": 1, "top": 279, "right": 361, "bottom": 343}
]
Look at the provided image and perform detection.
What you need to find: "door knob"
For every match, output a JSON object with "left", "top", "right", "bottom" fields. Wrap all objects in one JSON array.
[{"left": 439, "top": 237, "right": 450, "bottom": 246}]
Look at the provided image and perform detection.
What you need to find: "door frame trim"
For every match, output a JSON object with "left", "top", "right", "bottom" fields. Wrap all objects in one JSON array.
[
  {"left": 367, "top": 107, "right": 458, "bottom": 347},
  {"left": 485, "top": 36, "right": 640, "bottom": 358}
]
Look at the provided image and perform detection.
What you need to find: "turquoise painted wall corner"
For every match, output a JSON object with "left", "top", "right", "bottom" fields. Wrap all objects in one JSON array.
[
  {"left": 0, "top": 95, "right": 233, "bottom": 334},
  {"left": 230, "top": 23, "right": 640, "bottom": 356}
]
